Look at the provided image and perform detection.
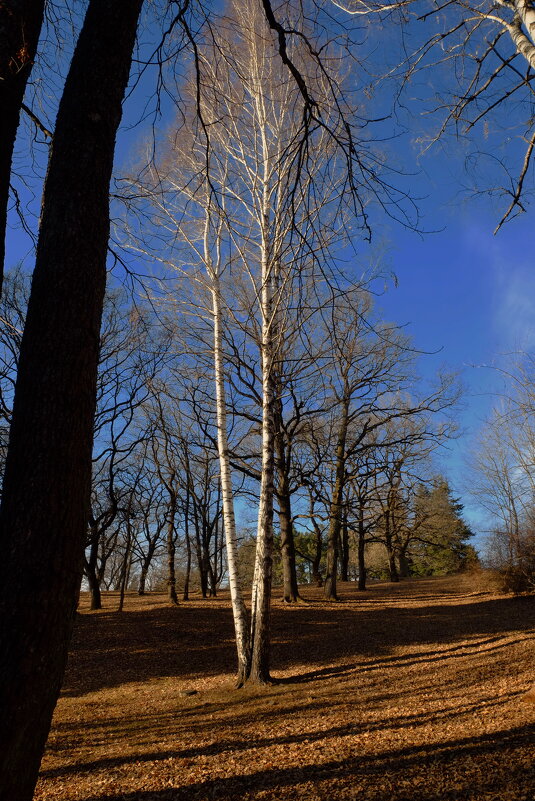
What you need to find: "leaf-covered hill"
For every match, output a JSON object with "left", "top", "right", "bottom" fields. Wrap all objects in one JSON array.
[{"left": 36, "top": 575, "right": 534, "bottom": 801}]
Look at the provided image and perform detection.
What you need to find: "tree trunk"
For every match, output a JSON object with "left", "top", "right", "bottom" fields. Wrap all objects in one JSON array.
[
  {"left": 183, "top": 479, "right": 192, "bottom": 601},
  {"left": 138, "top": 537, "right": 158, "bottom": 595},
  {"left": 117, "top": 540, "right": 132, "bottom": 613},
  {"left": 324, "top": 398, "right": 349, "bottom": 600},
  {"left": 310, "top": 515, "right": 323, "bottom": 586},
  {"left": 249, "top": 356, "right": 275, "bottom": 683},
  {"left": 249, "top": 211, "right": 275, "bottom": 684},
  {"left": 275, "top": 409, "right": 299, "bottom": 602},
  {"left": 340, "top": 510, "right": 349, "bottom": 582},
  {"left": 85, "top": 530, "right": 102, "bottom": 610},
  {"left": 384, "top": 512, "right": 399, "bottom": 582},
  {"left": 167, "top": 493, "right": 179, "bottom": 605},
  {"left": 138, "top": 560, "right": 148, "bottom": 595},
  {"left": 210, "top": 277, "right": 250, "bottom": 684},
  {"left": 85, "top": 561, "right": 103, "bottom": 611},
  {"left": 0, "top": 2, "right": 143, "bottom": 798},
  {"left": 0, "top": 0, "right": 46, "bottom": 291},
  {"left": 357, "top": 506, "right": 367, "bottom": 591}
]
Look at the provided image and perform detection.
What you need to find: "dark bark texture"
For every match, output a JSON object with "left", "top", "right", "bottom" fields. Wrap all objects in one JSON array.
[
  {"left": 0, "top": 1, "right": 143, "bottom": 798},
  {"left": 276, "top": 421, "right": 299, "bottom": 603},
  {"left": 0, "top": 0, "right": 46, "bottom": 291}
]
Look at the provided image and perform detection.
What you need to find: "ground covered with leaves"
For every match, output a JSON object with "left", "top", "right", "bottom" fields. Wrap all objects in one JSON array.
[{"left": 36, "top": 575, "right": 534, "bottom": 801}]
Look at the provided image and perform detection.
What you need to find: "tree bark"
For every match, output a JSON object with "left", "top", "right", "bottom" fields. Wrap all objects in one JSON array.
[
  {"left": 0, "top": 0, "right": 46, "bottom": 291},
  {"left": 249, "top": 205, "right": 275, "bottom": 684},
  {"left": 357, "top": 506, "right": 367, "bottom": 591},
  {"left": 85, "top": 529, "right": 103, "bottom": 610},
  {"left": 310, "top": 513, "right": 323, "bottom": 586},
  {"left": 275, "top": 404, "right": 300, "bottom": 602},
  {"left": 166, "top": 491, "right": 179, "bottom": 605},
  {"left": 183, "top": 476, "right": 192, "bottom": 601},
  {"left": 340, "top": 509, "right": 349, "bottom": 582},
  {"left": 324, "top": 398, "right": 349, "bottom": 600},
  {"left": 384, "top": 511, "right": 399, "bottom": 582},
  {"left": 211, "top": 277, "right": 250, "bottom": 684},
  {"left": 249, "top": 352, "right": 275, "bottom": 683},
  {"left": 0, "top": 3, "right": 143, "bottom": 797}
]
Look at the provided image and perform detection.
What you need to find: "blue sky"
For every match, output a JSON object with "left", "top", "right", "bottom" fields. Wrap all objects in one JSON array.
[
  {"left": 376, "top": 162, "right": 534, "bottom": 543},
  {"left": 7, "top": 13, "right": 534, "bottom": 551}
]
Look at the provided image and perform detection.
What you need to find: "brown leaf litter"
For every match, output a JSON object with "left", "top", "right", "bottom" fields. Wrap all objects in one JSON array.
[{"left": 35, "top": 575, "right": 534, "bottom": 801}]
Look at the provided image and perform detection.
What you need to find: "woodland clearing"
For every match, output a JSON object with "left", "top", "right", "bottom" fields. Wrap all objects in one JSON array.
[{"left": 35, "top": 575, "right": 534, "bottom": 801}]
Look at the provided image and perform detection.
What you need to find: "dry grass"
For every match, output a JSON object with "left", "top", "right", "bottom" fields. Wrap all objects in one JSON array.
[{"left": 36, "top": 575, "right": 534, "bottom": 801}]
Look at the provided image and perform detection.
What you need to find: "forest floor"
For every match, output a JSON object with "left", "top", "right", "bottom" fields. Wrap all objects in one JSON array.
[{"left": 35, "top": 574, "right": 534, "bottom": 801}]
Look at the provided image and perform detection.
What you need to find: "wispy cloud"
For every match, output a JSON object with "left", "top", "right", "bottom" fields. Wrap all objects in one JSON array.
[
  {"left": 462, "top": 216, "right": 535, "bottom": 352},
  {"left": 492, "top": 255, "right": 535, "bottom": 351}
]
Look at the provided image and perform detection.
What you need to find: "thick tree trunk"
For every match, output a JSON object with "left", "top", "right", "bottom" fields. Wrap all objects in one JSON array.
[
  {"left": 0, "top": 0, "right": 46, "bottom": 291},
  {"left": 0, "top": 2, "right": 143, "bottom": 798},
  {"left": 138, "top": 561, "right": 148, "bottom": 595},
  {"left": 279, "top": 486, "right": 299, "bottom": 602}
]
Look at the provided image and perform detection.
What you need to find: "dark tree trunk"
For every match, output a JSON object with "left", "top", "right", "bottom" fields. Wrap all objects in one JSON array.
[
  {"left": 183, "top": 482, "right": 191, "bottom": 601},
  {"left": 117, "top": 543, "right": 132, "bottom": 613},
  {"left": 384, "top": 512, "right": 399, "bottom": 583},
  {"left": 0, "top": 0, "right": 46, "bottom": 291},
  {"left": 311, "top": 517, "right": 323, "bottom": 586},
  {"left": 85, "top": 561, "right": 103, "bottom": 611},
  {"left": 167, "top": 493, "right": 179, "bottom": 605},
  {"left": 279, "top": 487, "right": 300, "bottom": 602},
  {"left": 0, "top": 3, "right": 143, "bottom": 798},
  {"left": 85, "top": 529, "right": 102, "bottom": 610},
  {"left": 201, "top": 525, "right": 211, "bottom": 598},
  {"left": 274, "top": 395, "right": 299, "bottom": 603},
  {"left": 138, "top": 561, "right": 148, "bottom": 595},
  {"left": 210, "top": 505, "right": 219, "bottom": 597},
  {"left": 357, "top": 507, "right": 367, "bottom": 591},
  {"left": 340, "top": 511, "right": 349, "bottom": 582}
]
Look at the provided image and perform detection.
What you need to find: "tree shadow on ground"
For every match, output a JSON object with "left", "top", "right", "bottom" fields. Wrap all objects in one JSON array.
[
  {"left": 74, "top": 723, "right": 535, "bottom": 801},
  {"left": 63, "top": 580, "right": 535, "bottom": 698},
  {"left": 41, "top": 688, "right": 524, "bottom": 779}
]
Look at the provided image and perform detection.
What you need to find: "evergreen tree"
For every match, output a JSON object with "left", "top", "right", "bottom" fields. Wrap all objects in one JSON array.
[{"left": 409, "top": 479, "right": 477, "bottom": 576}]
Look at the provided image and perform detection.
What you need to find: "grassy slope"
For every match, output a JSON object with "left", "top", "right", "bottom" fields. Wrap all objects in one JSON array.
[{"left": 35, "top": 575, "right": 535, "bottom": 801}]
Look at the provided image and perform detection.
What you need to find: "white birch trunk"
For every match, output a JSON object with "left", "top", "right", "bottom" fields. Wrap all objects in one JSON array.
[
  {"left": 249, "top": 259, "right": 275, "bottom": 683},
  {"left": 249, "top": 41, "right": 276, "bottom": 682},
  {"left": 204, "top": 213, "right": 251, "bottom": 684},
  {"left": 510, "top": 0, "right": 535, "bottom": 69}
]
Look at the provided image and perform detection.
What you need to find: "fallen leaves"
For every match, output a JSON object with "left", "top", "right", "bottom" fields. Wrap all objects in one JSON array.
[{"left": 35, "top": 576, "right": 534, "bottom": 801}]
